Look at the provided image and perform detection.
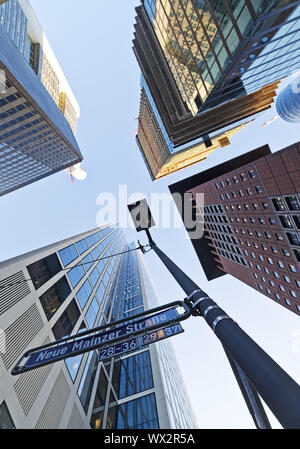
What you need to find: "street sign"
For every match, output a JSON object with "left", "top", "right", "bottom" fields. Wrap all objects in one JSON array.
[
  {"left": 22, "top": 308, "right": 179, "bottom": 371},
  {"left": 98, "top": 323, "right": 184, "bottom": 362}
]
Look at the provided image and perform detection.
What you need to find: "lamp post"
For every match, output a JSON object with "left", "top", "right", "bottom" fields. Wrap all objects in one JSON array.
[{"left": 128, "top": 200, "right": 300, "bottom": 430}]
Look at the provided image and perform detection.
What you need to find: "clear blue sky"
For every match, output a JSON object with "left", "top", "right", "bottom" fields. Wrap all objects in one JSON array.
[{"left": 1, "top": 0, "right": 300, "bottom": 429}]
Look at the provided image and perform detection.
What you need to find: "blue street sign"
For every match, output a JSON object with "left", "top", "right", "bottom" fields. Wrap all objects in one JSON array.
[
  {"left": 98, "top": 324, "right": 184, "bottom": 362},
  {"left": 24, "top": 308, "right": 179, "bottom": 370}
]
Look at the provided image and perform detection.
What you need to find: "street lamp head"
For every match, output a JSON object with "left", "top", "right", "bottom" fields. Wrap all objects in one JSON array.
[{"left": 128, "top": 199, "right": 155, "bottom": 232}]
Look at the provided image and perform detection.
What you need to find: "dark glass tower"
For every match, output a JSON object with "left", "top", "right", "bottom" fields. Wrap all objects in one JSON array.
[
  {"left": 133, "top": 1, "right": 300, "bottom": 179},
  {"left": 0, "top": 226, "right": 196, "bottom": 429}
]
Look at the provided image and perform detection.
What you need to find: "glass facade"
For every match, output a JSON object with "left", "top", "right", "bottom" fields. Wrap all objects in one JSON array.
[
  {"left": 0, "top": 0, "right": 27, "bottom": 55},
  {"left": 1, "top": 226, "right": 196, "bottom": 429},
  {"left": 142, "top": 1, "right": 300, "bottom": 113}
]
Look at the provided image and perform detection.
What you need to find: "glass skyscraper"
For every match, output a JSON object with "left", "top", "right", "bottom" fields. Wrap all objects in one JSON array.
[
  {"left": 0, "top": 226, "right": 196, "bottom": 429},
  {"left": 0, "top": 0, "right": 83, "bottom": 197},
  {"left": 133, "top": 1, "right": 300, "bottom": 179}
]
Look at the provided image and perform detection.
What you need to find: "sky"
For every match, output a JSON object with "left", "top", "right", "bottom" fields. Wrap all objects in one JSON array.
[{"left": 1, "top": 0, "right": 300, "bottom": 430}]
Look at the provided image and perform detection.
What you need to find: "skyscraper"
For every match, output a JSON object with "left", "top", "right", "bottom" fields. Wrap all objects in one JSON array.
[
  {"left": 169, "top": 141, "right": 300, "bottom": 316},
  {"left": 0, "top": 0, "right": 82, "bottom": 197},
  {"left": 0, "top": 226, "right": 196, "bottom": 429},
  {"left": 133, "top": 1, "right": 300, "bottom": 179},
  {"left": 0, "top": 0, "right": 80, "bottom": 133}
]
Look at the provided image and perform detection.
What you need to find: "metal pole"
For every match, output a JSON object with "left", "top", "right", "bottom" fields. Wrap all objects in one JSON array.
[
  {"left": 148, "top": 238, "right": 300, "bottom": 429},
  {"left": 223, "top": 348, "right": 272, "bottom": 429}
]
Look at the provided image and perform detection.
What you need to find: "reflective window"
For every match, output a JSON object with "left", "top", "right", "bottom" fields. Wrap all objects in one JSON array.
[
  {"left": 76, "top": 239, "right": 88, "bottom": 255},
  {"left": 112, "top": 351, "right": 154, "bottom": 400},
  {"left": 52, "top": 299, "right": 80, "bottom": 340},
  {"left": 89, "top": 267, "right": 100, "bottom": 288},
  {"left": 86, "top": 235, "right": 96, "bottom": 248},
  {"left": 96, "top": 282, "right": 105, "bottom": 306},
  {"left": 85, "top": 297, "right": 100, "bottom": 329},
  {"left": 27, "top": 253, "right": 62, "bottom": 290},
  {"left": 77, "top": 280, "right": 93, "bottom": 310},
  {"left": 117, "top": 394, "right": 159, "bottom": 429},
  {"left": 39, "top": 276, "right": 71, "bottom": 321},
  {"left": 78, "top": 351, "right": 98, "bottom": 413},
  {"left": 286, "top": 196, "right": 300, "bottom": 211},
  {"left": 67, "top": 264, "right": 85, "bottom": 288},
  {"left": 82, "top": 254, "right": 94, "bottom": 272},
  {"left": 59, "top": 245, "right": 78, "bottom": 267},
  {"left": 272, "top": 197, "right": 286, "bottom": 211}
]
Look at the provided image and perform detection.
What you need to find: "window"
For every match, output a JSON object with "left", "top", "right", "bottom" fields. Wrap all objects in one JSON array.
[
  {"left": 78, "top": 351, "right": 98, "bottom": 413},
  {"left": 67, "top": 264, "right": 85, "bottom": 288},
  {"left": 285, "top": 299, "right": 292, "bottom": 306},
  {"left": 77, "top": 280, "right": 93, "bottom": 310},
  {"left": 232, "top": 176, "right": 238, "bottom": 184},
  {"left": 294, "top": 249, "right": 300, "bottom": 262},
  {"left": 76, "top": 239, "right": 88, "bottom": 255},
  {"left": 282, "top": 248, "right": 290, "bottom": 257},
  {"left": 275, "top": 233, "right": 283, "bottom": 241},
  {"left": 265, "top": 232, "right": 272, "bottom": 239},
  {"left": 262, "top": 202, "right": 269, "bottom": 210},
  {"left": 286, "top": 232, "right": 300, "bottom": 246},
  {"left": 284, "top": 275, "right": 291, "bottom": 284},
  {"left": 0, "top": 402, "right": 15, "bottom": 429},
  {"left": 85, "top": 297, "right": 100, "bottom": 329},
  {"left": 89, "top": 267, "right": 100, "bottom": 288},
  {"left": 278, "top": 261, "right": 285, "bottom": 269},
  {"left": 82, "top": 254, "right": 94, "bottom": 272},
  {"left": 286, "top": 196, "right": 300, "bottom": 211},
  {"left": 246, "top": 188, "right": 253, "bottom": 195},
  {"left": 273, "top": 271, "right": 280, "bottom": 279},
  {"left": 59, "top": 245, "right": 78, "bottom": 267},
  {"left": 293, "top": 215, "right": 300, "bottom": 229},
  {"left": 116, "top": 394, "right": 159, "bottom": 429},
  {"left": 279, "top": 215, "right": 293, "bottom": 229},
  {"left": 39, "top": 277, "right": 71, "bottom": 321},
  {"left": 240, "top": 173, "right": 247, "bottom": 181},
  {"left": 112, "top": 352, "right": 154, "bottom": 400},
  {"left": 271, "top": 246, "right": 278, "bottom": 254},
  {"left": 252, "top": 203, "right": 259, "bottom": 210},
  {"left": 249, "top": 169, "right": 256, "bottom": 179},
  {"left": 258, "top": 217, "right": 265, "bottom": 224},
  {"left": 289, "top": 265, "right": 297, "bottom": 273},
  {"left": 255, "top": 186, "right": 263, "bottom": 194},
  {"left": 272, "top": 197, "right": 286, "bottom": 211},
  {"left": 52, "top": 299, "right": 80, "bottom": 340},
  {"left": 27, "top": 254, "right": 62, "bottom": 290},
  {"left": 269, "top": 218, "right": 276, "bottom": 225},
  {"left": 86, "top": 234, "right": 96, "bottom": 248}
]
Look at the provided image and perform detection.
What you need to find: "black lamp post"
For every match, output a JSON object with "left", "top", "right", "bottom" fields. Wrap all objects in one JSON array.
[{"left": 128, "top": 199, "right": 300, "bottom": 430}]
